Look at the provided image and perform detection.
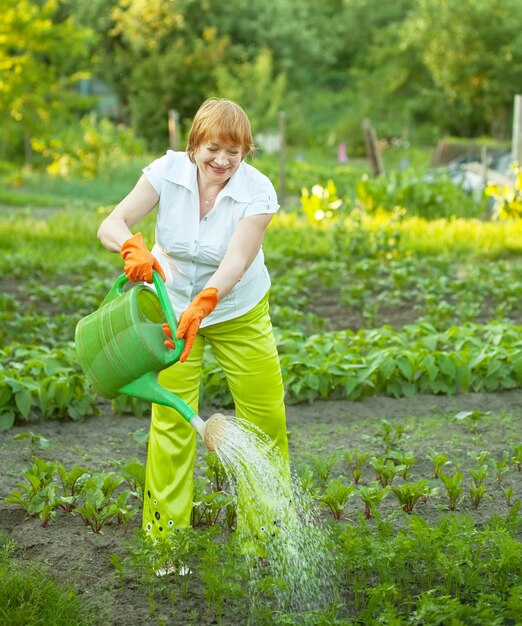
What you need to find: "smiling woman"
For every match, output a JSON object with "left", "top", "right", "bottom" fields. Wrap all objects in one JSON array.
[{"left": 95, "top": 98, "right": 289, "bottom": 550}]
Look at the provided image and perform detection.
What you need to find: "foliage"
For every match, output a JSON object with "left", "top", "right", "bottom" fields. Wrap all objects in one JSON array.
[
  {"left": 485, "top": 163, "right": 522, "bottom": 219},
  {"left": 0, "top": 344, "right": 98, "bottom": 430},
  {"left": 33, "top": 116, "right": 146, "bottom": 178},
  {"left": 214, "top": 47, "right": 286, "bottom": 134},
  {"left": 354, "top": 168, "right": 487, "bottom": 218},
  {"left": 0, "top": 0, "right": 95, "bottom": 163},
  {"left": 401, "top": 0, "right": 522, "bottom": 138}
]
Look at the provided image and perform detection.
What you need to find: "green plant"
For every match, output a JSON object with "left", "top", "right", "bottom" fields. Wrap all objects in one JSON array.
[
  {"left": 55, "top": 462, "right": 90, "bottom": 512},
  {"left": 120, "top": 459, "right": 146, "bottom": 505},
  {"left": 315, "top": 478, "right": 355, "bottom": 520},
  {"left": 3, "top": 457, "right": 56, "bottom": 515},
  {"left": 0, "top": 538, "right": 91, "bottom": 625},
  {"left": 427, "top": 449, "right": 451, "bottom": 478},
  {"left": 191, "top": 476, "right": 235, "bottom": 528},
  {"left": 391, "top": 480, "right": 433, "bottom": 513},
  {"left": 469, "top": 464, "right": 489, "bottom": 488},
  {"left": 356, "top": 482, "right": 391, "bottom": 519},
  {"left": 76, "top": 473, "right": 136, "bottom": 534},
  {"left": 491, "top": 451, "right": 511, "bottom": 485},
  {"left": 389, "top": 450, "right": 416, "bottom": 479},
  {"left": 469, "top": 484, "right": 488, "bottom": 509},
  {"left": 511, "top": 444, "right": 522, "bottom": 471},
  {"left": 370, "top": 419, "right": 407, "bottom": 453},
  {"left": 503, "top": 487, "right": 515, "bottom": 506},
  {"left": 439, "top": 471, "right": 464, "bottom": 511},
  {"left": 370, "top": 455, "right": 405, "bottom": 487},
  {"left": 343, "top": 449, "right": 369, "bottom": 484}
]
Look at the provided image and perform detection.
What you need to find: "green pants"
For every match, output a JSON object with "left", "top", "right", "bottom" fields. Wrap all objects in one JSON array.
[{"left": 142, "top": 293, "right": 288, "bottom": 539}]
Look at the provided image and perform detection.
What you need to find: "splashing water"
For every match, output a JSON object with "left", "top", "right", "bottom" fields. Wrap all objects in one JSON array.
[{"left": 207, "top": 414, "right": 337, "bottom": 613}]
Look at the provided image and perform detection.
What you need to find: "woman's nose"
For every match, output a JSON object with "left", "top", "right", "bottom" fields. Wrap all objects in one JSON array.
[{"left": 214, "top": 151, "right": 229, "bottom": 165}]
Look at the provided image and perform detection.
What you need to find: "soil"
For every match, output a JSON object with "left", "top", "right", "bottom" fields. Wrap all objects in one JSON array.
[{"left": 1, "top": 390, "right": 522, "bottom": 625}]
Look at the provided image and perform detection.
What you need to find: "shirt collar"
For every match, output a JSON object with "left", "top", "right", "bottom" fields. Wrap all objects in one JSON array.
[{"left": 163, "top": 152, "right": 252, "bottom": 204}]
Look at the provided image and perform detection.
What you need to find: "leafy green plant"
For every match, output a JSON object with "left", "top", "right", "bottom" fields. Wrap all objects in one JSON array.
[
  {"left": 191, "top": 476, "right": 235, "bottom": 528},
  {"left": 427, "top": 449, "right": 451, "bottom": 479},
  {"left": 469, "top": 484, "right": 488, "bottom": 509},
  {"left": 389, "top": 450, "right": 416, "bottom": 479},
  {"left": 55, "top": 462, "right": 90, "bottom": 513},
  {"left": 511, "top": 444, "right": 522, "bottom": 471},
  {"left": 370, "top": 419, "right": 407, "bottom": 453},
  {"left": 491, "top": 451, "right": 511, "bottom": 485},
  {"left": 315, "top": 478, "right": 355, "bottom": 520},
  {"left": 391, "top": 479, "right": 433, "bottom": 513},
  {"left": 356, "top": 482, "right": 391, "bottom": 519},
  {"left": 469, "top": 465, "right": 489, "bottom": 488},
  {"left": 120, "top": 459, "right": 146, "bottom": 505},
  {"left": 343, "top": 449, "right": 369, "bottom": 484},
  {"left": 503, "top": 487, "right": 515, "bottom": 507},
  {"left": 75, "top": 473, "right": 136, "bottom": 534},
  {"left": 370, "top": 455, "right": 405, "bottom": 487},
  {"left": 3, "top": 457, "right": 56, "bottom": 516},
  {"left": 439, "top": 472, "right": 464, "bottom": 511}
]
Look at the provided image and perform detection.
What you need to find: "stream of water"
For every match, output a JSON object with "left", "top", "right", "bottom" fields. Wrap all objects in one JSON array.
[{"left": 208, "top": 414, "right": 337, "bottom": 613}]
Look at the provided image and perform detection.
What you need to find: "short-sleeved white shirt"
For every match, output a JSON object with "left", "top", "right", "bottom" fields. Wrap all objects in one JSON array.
[{"left": 143, "top": 150, "right": 279, "bottom": 327}]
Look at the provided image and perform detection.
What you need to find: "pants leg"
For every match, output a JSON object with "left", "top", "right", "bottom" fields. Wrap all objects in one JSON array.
[
  {"left": 142, "top": 335, "right": 204, "bottom": 539},
  {"left": 201, "top": 293, "right": 288, "bottom": 458}
]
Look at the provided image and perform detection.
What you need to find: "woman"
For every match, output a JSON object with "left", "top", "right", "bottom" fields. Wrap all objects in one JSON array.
[{"left": 97, "top": 98, "right": 288, "bottom": 541}]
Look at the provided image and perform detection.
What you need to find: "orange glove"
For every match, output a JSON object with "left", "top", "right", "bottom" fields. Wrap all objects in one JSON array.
[
  {"left": 174, "top": 288, "right": 219, "bottom": 362},
  {"left": 162, "top": 322, "right": 175, "bottom": 350},
  {"left": 120, "top": 232, "right": 166, "bottom": 283}
]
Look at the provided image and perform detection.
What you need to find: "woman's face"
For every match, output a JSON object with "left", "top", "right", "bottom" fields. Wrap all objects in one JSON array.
[{"left": 193, "top": 139, "right": 243, "bottom": 187}]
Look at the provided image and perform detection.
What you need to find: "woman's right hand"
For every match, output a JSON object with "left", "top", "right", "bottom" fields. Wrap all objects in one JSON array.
[{"left": 120, "top": 232, "right": 166, "bottom": 283}]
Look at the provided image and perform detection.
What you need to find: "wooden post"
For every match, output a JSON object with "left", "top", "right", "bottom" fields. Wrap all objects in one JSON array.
[
  {"left": 278, "top": 111, "right": 286, "bottom": 206},
  {"left": 512, "top": 95, "right": 522, "bottom": 164},
  {"left": 168, "top": 109, "right": 179, "bottom": 150},
  {"left": 362, "top": 118, "right": 385, "bottom": 177}
]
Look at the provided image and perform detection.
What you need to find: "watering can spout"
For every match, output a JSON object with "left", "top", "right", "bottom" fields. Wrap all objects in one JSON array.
[{"left": 75, "top": 270, "right": 225, "bottom": 450}]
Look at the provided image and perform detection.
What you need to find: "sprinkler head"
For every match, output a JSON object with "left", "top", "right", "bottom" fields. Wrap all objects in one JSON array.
[{"left": 203, "top": 412, "right": 228, "bottom": 450}]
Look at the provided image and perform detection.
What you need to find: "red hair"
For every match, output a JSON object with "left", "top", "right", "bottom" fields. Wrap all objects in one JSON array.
[{"left": 187, "top": 99, "right": 255, "bottom": 161}]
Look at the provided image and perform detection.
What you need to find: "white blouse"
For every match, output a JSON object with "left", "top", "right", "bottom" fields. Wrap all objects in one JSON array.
[{"left": 143, "top": 150, "right": 279, "bottom": 327}]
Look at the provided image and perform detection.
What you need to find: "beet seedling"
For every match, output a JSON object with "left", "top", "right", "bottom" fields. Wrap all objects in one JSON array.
[
  {"left": 491, "top": 451, "right": 510, "bottom": 485},
  {"left": 469, "top": 465, "right": 488, "bottom": 488},
  {"left": 370, "top": 455, "right": 405, "bottom": 487},
  {"left": 469, "top": 484, "right": 488, "bottom": 509},
  {"left": 55, "top": 461, "right": 90, "bottom": 512},
  {"left": 3, "top": 457, "right": 56, "bottom": 514},
  {"left": 388, "top": 450, "right": 416, "bottom": 480},
  {"left": 391, "top": 479, "right": 432, "bottom": 513},
  {"left": 315, "top": 478, "right": 355, "bottom": 520},
  {"left": 356, "top": 482, "right": 390, "bottom": 519},
  {"left": 427, "top": 449, "right": 451, "bottom": 478},
  {"left": 76, "top": 473, "right": 135, "bottom": 534},
  {"left": 343, "top": 450, "right": 369, "bottom": 484},
  {"left": 511, "top": 444, "right": 522, "bottom": 471},
  {"left": 439, "top": 472, "right": 464, "bottom": 511},
  {"left": 503, "top": 487, "right": 514, "bottom": 506}
]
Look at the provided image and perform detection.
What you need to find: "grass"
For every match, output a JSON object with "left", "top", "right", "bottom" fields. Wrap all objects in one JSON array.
[{"left": 0, "top": 534, "right": 92, "bottom": 625}]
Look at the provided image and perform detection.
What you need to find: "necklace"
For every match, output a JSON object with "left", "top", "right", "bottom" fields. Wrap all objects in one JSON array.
[{"left": 204, "top": 195, "right": 217, "bottom": 207}]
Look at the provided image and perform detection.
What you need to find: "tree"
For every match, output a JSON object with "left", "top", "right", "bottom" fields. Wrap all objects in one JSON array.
[
  {"left": 402, "top": 0, "right": 522, "bottom": 137},
  {"left": 0, "top": 0, "right": 95, "bottom": 164}
]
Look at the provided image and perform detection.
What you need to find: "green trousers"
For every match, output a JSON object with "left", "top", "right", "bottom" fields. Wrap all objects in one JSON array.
[{"left": 142, "top": 293, "right": 288, "bottom": 539}]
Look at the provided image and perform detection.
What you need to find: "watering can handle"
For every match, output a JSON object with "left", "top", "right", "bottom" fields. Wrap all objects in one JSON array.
[
  {"left": 151, "top": 269, "right": 179, "bottom": 335},
  {"left": 100, "top": 270, "right": 179, "bottom": 334}
]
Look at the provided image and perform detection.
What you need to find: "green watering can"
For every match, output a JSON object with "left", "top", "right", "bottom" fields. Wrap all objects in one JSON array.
[{"left": 75, "top": 270, "right": 210, "bottom": 441}]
